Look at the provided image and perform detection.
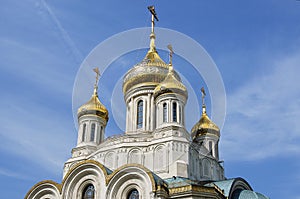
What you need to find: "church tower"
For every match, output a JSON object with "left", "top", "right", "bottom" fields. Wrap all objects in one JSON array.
[
  {"left": 189, "top": 87, "right": 223, "bottom": 181},
  {"left": 153, "top": 46, "right": 188, "bottom": 130},
  {"left": 72, "top": 68, "right": 109, "bottom": 158},
  {"left": 122, "top": 6, "right": 183, "bottom": 133},
  {"left": 191, "top": 88, "right": 220, "bottom": 160}
]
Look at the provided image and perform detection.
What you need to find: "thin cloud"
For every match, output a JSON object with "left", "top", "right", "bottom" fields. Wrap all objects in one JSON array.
[
  {"left": 0, "top": 37, "right": 73, "bottom": 98},
  {"left": 222, "top": 50, "right": 300, "bottom": 161},
  {"left": 37, "top": 0, "right": 84, "bottom": 64},
  {"left": 0, "top": 96, "right": 73, "bottom": 174},
  {"left": 0, "top": 167, "right": 31, "bottom": 180}
]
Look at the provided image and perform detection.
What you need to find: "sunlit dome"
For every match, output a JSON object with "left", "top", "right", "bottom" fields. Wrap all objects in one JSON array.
[
  {"left": 153, "top": 64, "right": 188, "bottom": 99},
  {"left": 191, "top": 107, "right": 220, "bottom": 140},
  {"left": 122, "top": 25, "right": 182, "bottom": 94},
  {"left": 77, "top": 87, "right": 109, "bottom": 121}
]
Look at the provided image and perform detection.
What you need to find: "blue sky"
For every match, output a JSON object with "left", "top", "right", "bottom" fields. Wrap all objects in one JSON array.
[{"left": 1, "top": 0, "right": 300, "bottom": 198}]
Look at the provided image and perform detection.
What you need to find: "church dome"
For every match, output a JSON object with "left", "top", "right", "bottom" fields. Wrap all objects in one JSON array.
[
  {"left": 153, "top": 64, "right": 188, "bottom": 99},
  {"left": 191, "top": 108, "right": 220, "bottom": 140},
  {"left": 122, "top": 32, "right": 181, "bottom": 94},
  {"left": 77, "top": 87, "right": 109, "bottom": 121}
]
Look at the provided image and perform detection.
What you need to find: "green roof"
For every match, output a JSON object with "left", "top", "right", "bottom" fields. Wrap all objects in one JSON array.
[
  {"left": 232, "top": 189, "right": 269, "bottom": 199},
  {"left": 206, "top": 179, "right": 235, "bottom": 196}
]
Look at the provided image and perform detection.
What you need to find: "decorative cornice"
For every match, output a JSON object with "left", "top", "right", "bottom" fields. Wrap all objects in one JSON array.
[{"left": 168, "top": 184, "right": 224, "bottom": 197}]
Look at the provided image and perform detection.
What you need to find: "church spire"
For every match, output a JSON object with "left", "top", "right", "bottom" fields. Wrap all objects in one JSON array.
[{"left": 147, "top": 5, "right": 159, "bottom": 52}]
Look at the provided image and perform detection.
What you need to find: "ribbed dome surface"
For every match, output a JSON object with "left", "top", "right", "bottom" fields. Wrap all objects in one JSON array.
[
  {"left": 191, "top": 111, "right": 220, "bottom": 140},
  {"left": 153, "top": 65, "right": 187, "bottom": 99},
  {"left": 123, "top": 49, "right": 171, "bottom": 93},
  {"left": 77, "top": 89, "right": 109, "bottom": 121}
]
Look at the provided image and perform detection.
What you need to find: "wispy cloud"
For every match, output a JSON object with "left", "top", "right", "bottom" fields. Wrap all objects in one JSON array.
[
  {"left": 222, "top": 50, "right": 300, "bottom": 161},
  {"left": 36, "top": 0, "right": 84, "bottom": 64},
  {"left": 0, "top": 95, "right": 74, "bottom": 174},
  {"left": 0, "top": 37, "right": 73, "bottom": 98},
  {"left": 0, "top": 167, "right": 31, "bottom": 180}
]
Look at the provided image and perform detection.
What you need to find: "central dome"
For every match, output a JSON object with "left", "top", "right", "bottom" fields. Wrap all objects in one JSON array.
[{"left": 122, "top": 33, "right": 180, "bottom": 94}]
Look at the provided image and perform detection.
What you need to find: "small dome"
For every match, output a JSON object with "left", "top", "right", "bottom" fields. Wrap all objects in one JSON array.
[
  {"left": 77, "top": 88, "right": 109, "bottom": 121},
  {"left": 153, "top": 65, "right": 188, "bottom": 99},
  {"left": 191, "top": 109, "right": 220, "bottom": 140}
]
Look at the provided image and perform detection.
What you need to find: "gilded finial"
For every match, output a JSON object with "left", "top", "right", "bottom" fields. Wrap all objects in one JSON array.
[
  {"left": 201, "top": 87, "right": 207, "bottom": 114},
  {"left": 148, "top": 5, "right": 159, "bottom": 34},
  {"left": 148, "top": 5, "right": 158, "bottom": 51},
  {"left": 167, "top": 44, "right": 174, "bottom": 66},
  {"left": 93, "top": 67, "right": 101, "bottom": 96}
]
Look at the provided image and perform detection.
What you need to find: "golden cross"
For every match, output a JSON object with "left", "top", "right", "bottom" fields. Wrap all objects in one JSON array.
[
  {"left": 167, "top": 44, "right": 174, "bottom": 65},
  {"left": 93, "top": 67, "right": 100, "bottom": 86},
  {"left": 148, "top": 5, "right": 158, "bottom": 33},
  {"left": 201, "top": 87, "right": 206, "bottom": 106}
]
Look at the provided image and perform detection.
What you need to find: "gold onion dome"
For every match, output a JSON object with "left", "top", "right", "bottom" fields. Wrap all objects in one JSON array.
[
  {"left": 153, "top": 64, "right": 188, "bottom": 99},
  {"left": 122, "top": 6, "right": 181, "bottom": 94},
  {"left": 191, "top": 107, "right": 220, "bottom": 140},
  {"left": 122, "top": 44, "right": 181, "bottom": 94},
  {"left": 77, "top": 86, "right": 109, "bottom": 121}
]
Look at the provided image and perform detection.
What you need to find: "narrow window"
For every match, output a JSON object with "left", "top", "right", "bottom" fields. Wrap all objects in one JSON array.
[
  {"left": 137, "top": 100, "right": 143, "bottom": 129},
  {"left": 172, "top": 102, "right": 177, "bottom": 122},
  {"left": 90, "top": 123, "right": 95, "bottom": 141},
  {"left": 215, "top": 142, "right": 219, "bottom": 159},
  {"left": 128, "top": 189, "right": 139, "bottom": 199},
  {"left": 209, "top": 141, "right": 213, "bottom": 155},
  {"left": 163, "top": 103, "right": 167, "bottom": 122},
  {"left": 82, "top": 123, "right": 86, "bottom": 142},
  {"left": 97, "top": 126, "right": 103, "bottom": 144},
  {"left": 179, "top": 105, "right": 181, "bottom": 123},
  {"left": 83, "top": 184, "right": 95, "bottom": 199}
]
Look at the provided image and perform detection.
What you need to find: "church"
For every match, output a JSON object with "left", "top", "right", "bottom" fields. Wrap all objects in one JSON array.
[{"left": 25, "top": 6, "right": 269, "bottom": 199}]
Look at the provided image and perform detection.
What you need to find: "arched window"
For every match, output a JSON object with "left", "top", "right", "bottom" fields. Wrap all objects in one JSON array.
[
  {"left": 127, "top": 189, "right": 139, "bottom": 199},
  {"left": 172, "top": 102, "right": 177, "bottom": 122},
  {"left": 163, "top": 103, "right": 167, "bottom": 122},
  {"left": 82, "top": 123, "right": 86, "bottom": 142},
  {"left": 90, "top": 123, "right": 95, "bottom": 141},
  {"left": 137, "top": 100, "right": 143, "bottom": 129},
  {"left": 83, "top": 184, "right": 95, "bottom": 199}
]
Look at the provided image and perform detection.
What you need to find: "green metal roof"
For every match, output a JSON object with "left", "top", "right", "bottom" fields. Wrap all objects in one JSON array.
[
  {"left": 232, "top": 189, "right": 269, "bottom": 199},
  {"left": 206, "top": 179, "right": 235, "bottom": 197}
]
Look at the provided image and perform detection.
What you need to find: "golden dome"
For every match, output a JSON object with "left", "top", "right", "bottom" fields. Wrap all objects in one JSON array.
[
  {"left": 122, "top": 26, "right": 182, "bottom": 94},
  {"left": 122, "top": 48, "right": 173, "bottom": 94},
  {"left": 77, "top": 87, "right": 109, "bottom": 121},
  {"left": 191, "top": 108, "right": 220, "bottom": 140},
  {"left": 153, "top": 65, "right": 188, "bottom": 99}
]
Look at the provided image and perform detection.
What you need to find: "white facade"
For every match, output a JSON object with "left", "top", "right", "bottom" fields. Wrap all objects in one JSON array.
[{"left": 25, "top": 7, "right": 269, "bottom": 199}]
